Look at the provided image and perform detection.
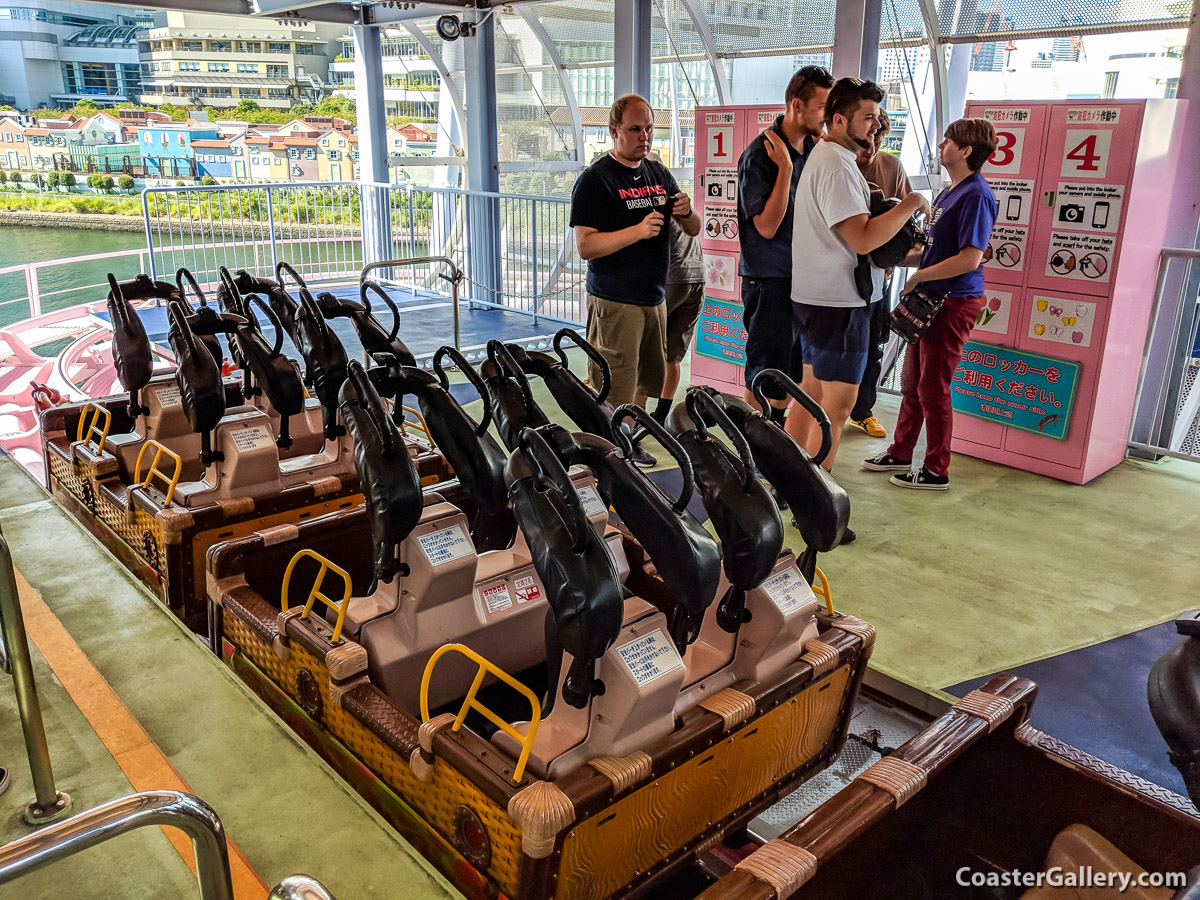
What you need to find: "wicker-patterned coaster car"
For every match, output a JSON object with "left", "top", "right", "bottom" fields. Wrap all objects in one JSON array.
[
  {"left": 42, "top": 268, "right": 451, "bottom": 639},
  {"left": 698, "top": 674, "right": 1200, "bottom": 900},
  {"left": 208, "top": 353, "right": 873, "bottom": 900}
]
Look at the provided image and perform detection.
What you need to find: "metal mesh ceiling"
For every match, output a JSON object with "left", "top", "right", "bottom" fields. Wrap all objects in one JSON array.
[
  {"left": 701, "top": 0, "right": 836, "bottom": 54},
  {"left": 938, "top": 0, "right": 1192, "bottom": 39}
]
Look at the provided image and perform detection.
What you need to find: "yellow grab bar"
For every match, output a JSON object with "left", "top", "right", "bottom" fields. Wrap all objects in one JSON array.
[
  {"left": 133, "top": 439, "right": 183, "bottom": 506},
  {"left": 400, "top": 405, "right": 434, "bottom": 445},
  {"left": 281, "top": 549, "right": 351, "bottom": 645},
  {"left": 76, "top": 402, "right": 113, "bottom": 454},
  {"left": 381, "top": 397, "right": 435, "bottom": 447},
  {"left": 812, "top": 565, "right": 833, "bottom": 615},
  {"left": 420, "top": 643, "right": 542, "bottom": 783}
]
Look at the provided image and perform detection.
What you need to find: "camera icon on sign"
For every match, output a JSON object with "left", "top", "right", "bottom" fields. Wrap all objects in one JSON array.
[
  {"left": 707, "top": 182, "right": 724, "bottom": 198},
  {"left": 1058, "top": 203, "right": 1086, "bottom": 224}
]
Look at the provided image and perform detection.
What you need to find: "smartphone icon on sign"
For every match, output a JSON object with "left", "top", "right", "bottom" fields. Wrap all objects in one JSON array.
[
  {"left": 1092, "top": 201, "right": 1110, "bottom": 229},
  {"left": 1006, "top": 195, "right": 1022, "bottom": 221}
]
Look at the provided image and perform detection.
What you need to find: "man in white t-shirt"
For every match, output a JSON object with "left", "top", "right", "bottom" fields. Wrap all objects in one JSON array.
[{"left": 786, "top": 78, "right": 929, "bottom": 483}]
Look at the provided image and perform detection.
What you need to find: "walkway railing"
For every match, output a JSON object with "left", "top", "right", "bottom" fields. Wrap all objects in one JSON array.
[
  {"left": 0, "top": 788, "right": 339, "bottom": 900},
  {"left": 141, "top": 181, "right": 587, "bottom": 327},
  {"left": 0, "top": 791, "right": 232, "bottom": 899},
  {"left": 0, "top": 525, "right": 71, "bottom": 825},
  {"left": 1130, "top": 247, "right": 1200, "bottom": 462},
  {"left": 0, "top": 247, "right": 150, "bottom": 327}
]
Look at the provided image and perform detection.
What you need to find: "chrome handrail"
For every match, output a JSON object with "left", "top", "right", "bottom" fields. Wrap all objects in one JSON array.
[
  {"left": 0, "top": 528, "right": 71, "bottom": 824},
  {"left": 268, "top": 874, "right": 339, "bottom": 899},
  {"left": 0, "top": 791, "right": 232, "bottom": 900},
  {"left": 360, "top": 256, "right": 463, "bottom": 349}
]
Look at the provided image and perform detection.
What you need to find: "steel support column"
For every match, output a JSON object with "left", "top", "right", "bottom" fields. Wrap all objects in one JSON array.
[
  {"left": 463, "top": 13, "right": 502, "bottom": 307},
  {"left": 832, "top": 0, "right": 868, "bottom": 79},
  {"left": 352, "top": 23, "right": 392, "bottom": 268},
  {"left": 614, "top": 0, "right": 652, "bottom": 100}
]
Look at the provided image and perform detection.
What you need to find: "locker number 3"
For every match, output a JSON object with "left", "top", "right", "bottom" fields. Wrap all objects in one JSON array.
[
  {"left": 1060, "top": 129, "right": 1111, "bottom": 178},
  {"left": 983, "top": 129, "right": 1024, "bottom": 174}
]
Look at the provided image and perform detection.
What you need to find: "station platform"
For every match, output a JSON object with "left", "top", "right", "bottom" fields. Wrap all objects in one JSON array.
[{"left": 1, "top": 353, "right": 1196, "bottom": 897}]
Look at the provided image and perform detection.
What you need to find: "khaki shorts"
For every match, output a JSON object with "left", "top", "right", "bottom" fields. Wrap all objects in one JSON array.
[
  {"left": 585, "top": 293, "right": 667, "bottom": 406},
  {"left": 664, "top": 282, "right": 705, "bottom": 363}
]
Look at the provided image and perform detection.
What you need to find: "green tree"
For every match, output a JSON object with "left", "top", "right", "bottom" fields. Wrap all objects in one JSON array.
[
  {"left": 10, "top": 172, "right": 21, "bottom": 184},
  {"left": 45, "top": 171, "right": 60, "bottom": 190},
  {"left": 102, "top": 175, "right": 114, "bottom": 192},
  {"left": 74, "top": 98, "right": 99, "bottom": 112},
  {"left": 201, "top": 175, "right": 217, "bottom": 186},
  {"left": 60, "top": 172, "right": 76, "bottom": 189},
  {"left": 118, "top": 174, "right": 134, "bottom": 191},
  {"left": 0, "top": 171, "right": 7, "bottom": 186},
  {"left": 86, "top": 173, "right": 104, "bottom": 190},
  {"left": 234, "top": 98, "right": 261, "bottom": 117}
]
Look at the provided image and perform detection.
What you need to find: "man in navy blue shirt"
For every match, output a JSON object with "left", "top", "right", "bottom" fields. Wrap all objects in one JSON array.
[
  {"left": 737, "top": 65, "right": 833, "bottom": 421},
  {"left": 571, "top": 94, "right": 699, "bottom": 466},
  {"left": 863, "top": 118, "right": 999, "bottom": 490}
]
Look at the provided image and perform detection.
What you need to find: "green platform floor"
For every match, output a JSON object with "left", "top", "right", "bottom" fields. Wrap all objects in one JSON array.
[
  {"left": 0, "top": 456, "right": 461, "bottom": 899},
  {"left": 2, "top": 358, "right": 1197, "bottom": 895}
]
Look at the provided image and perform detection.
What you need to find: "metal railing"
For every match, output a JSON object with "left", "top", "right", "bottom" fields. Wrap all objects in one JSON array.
[
  {"left": 1130, "top": 247, "right": 1200, "bottom": 462},
  {"left": 0, "top": 247, "right": 150, "bottom": 328},
  {"left": 269, "top": 875, "right": 339, "bottom": 899},
  {"left": 0, "top": 526, "right": 71, "bottom": 824},
  {"left": 142, "top": 181, "right": 588, "bottom": 327},
  {"left": 0, "top": 791, "right": 231, "bottom": 899}
]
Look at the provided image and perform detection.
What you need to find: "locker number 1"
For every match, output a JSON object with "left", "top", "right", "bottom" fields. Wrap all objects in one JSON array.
[{"left": 707, "top": 126, "right": 733, "bottom": 163}]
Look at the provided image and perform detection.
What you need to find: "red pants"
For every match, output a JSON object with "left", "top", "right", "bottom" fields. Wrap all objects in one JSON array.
[{"left": 888, "top": 296, "right": 985, "bottom": 477}]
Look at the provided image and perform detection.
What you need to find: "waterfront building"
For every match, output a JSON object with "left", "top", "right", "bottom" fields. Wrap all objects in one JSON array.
[
  {"left": 191, "top": 138, "right": 234, "bottom": 180},
  {"left": 328, "top": 32, "right": 440, "bottom": 121},
  {"left": 135, "top": 10, "right": 342, "bottom": 110},
  {"left": 0, "top": 1, "right": 154, "bottom": 110},
  {"left": 136, "top": 120, "right": 218, "bottom": 179},
  {"left": 315, "top": 129, "right": 353, "bottom": 183},
  {"left": 0, "top": 118, "right": 31, "bottom": 171}
]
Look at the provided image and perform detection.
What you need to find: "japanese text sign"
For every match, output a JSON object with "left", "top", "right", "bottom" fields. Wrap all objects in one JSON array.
[
  {"left": 695, "top": 296, "right": 748, "bottom": 364},
  {"left": 951, "top": 340, "right": 1080, "bottom": 440}
]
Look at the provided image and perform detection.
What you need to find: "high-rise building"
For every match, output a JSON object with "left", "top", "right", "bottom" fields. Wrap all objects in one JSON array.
[
  {"left": 0, "top": 1, "right": 154, "bottom": 109},
  {"left": 136, "top": 11, "right": 342, "bottom": 110}
]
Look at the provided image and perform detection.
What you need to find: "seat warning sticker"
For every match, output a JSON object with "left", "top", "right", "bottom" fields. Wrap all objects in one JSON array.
[
  {"left": 616, "top": 629, "right": 684, "bottom": 687},
  {"left": 230, "top": 425, "right": 275, "bottom": 452},
  {"left": 417, "top": 524, "right": 473, "bottom": 566},
  {"left": 154, "top": 384, "right": 182, "bottom": 408},
  {"left": 577, "top": 486, "right": 607, "bottom": 517},
  {"left": 762, "top": 568, "right": 814, "bottom": 615},
  {"left": 513, "top": 574, "right": 542, "bottom": 604},
  {"left": 482, "top": 582, "right": 513, "bottom": 615}
]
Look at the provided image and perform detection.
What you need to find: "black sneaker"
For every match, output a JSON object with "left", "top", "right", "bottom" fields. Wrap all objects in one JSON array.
[
  {"left": 890, "top": 467, "right": 949, "bottom": 491},
  {"left": 628, "top": 445, "right": 657, "bottom": 468},
  {"left": 862, "top": 452, "right": 912, "bottom": 472}
]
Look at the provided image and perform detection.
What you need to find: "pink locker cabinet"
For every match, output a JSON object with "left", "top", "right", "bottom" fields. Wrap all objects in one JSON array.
[
  {"left": 690, "top": 105, "right": 782, "bottom": 396},
  {"left": 954, "top": 99, "right": 1188, "bottom": 484}
]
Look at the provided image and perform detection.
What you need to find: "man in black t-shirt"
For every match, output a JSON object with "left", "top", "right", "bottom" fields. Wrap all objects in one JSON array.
[{"left": 571, "top": 93, "right": 700, "bottom": 466}]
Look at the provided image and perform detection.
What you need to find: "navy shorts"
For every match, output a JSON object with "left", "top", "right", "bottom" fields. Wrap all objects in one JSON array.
[
  {"left": 742, "top": 277, "right": 802, "bottom": 398},
  {"left": 792, "top": 303, "right": 871, "bottom": 384}
]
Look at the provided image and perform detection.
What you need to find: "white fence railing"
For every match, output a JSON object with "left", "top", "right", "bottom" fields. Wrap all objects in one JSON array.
[
  {"left": 0, "top": 247, "right": 150, "bottom": 328},
  {"left": 140, "top": 181, "right": 588, "bottom": 326}
]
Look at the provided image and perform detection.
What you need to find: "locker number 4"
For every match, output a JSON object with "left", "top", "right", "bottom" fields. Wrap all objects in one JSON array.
[{"left": 1060, "top": 129, "right": 1111, "bottom": 178}]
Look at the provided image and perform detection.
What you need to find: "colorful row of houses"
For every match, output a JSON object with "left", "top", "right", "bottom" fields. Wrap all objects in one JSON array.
[{"left": 0, "top": 108, "right": 436, "bottom": 183}]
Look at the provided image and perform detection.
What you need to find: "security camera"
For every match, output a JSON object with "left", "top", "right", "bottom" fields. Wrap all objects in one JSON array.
[{"left": 437, "top": 14, "right": 462, "bottom": 40}]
